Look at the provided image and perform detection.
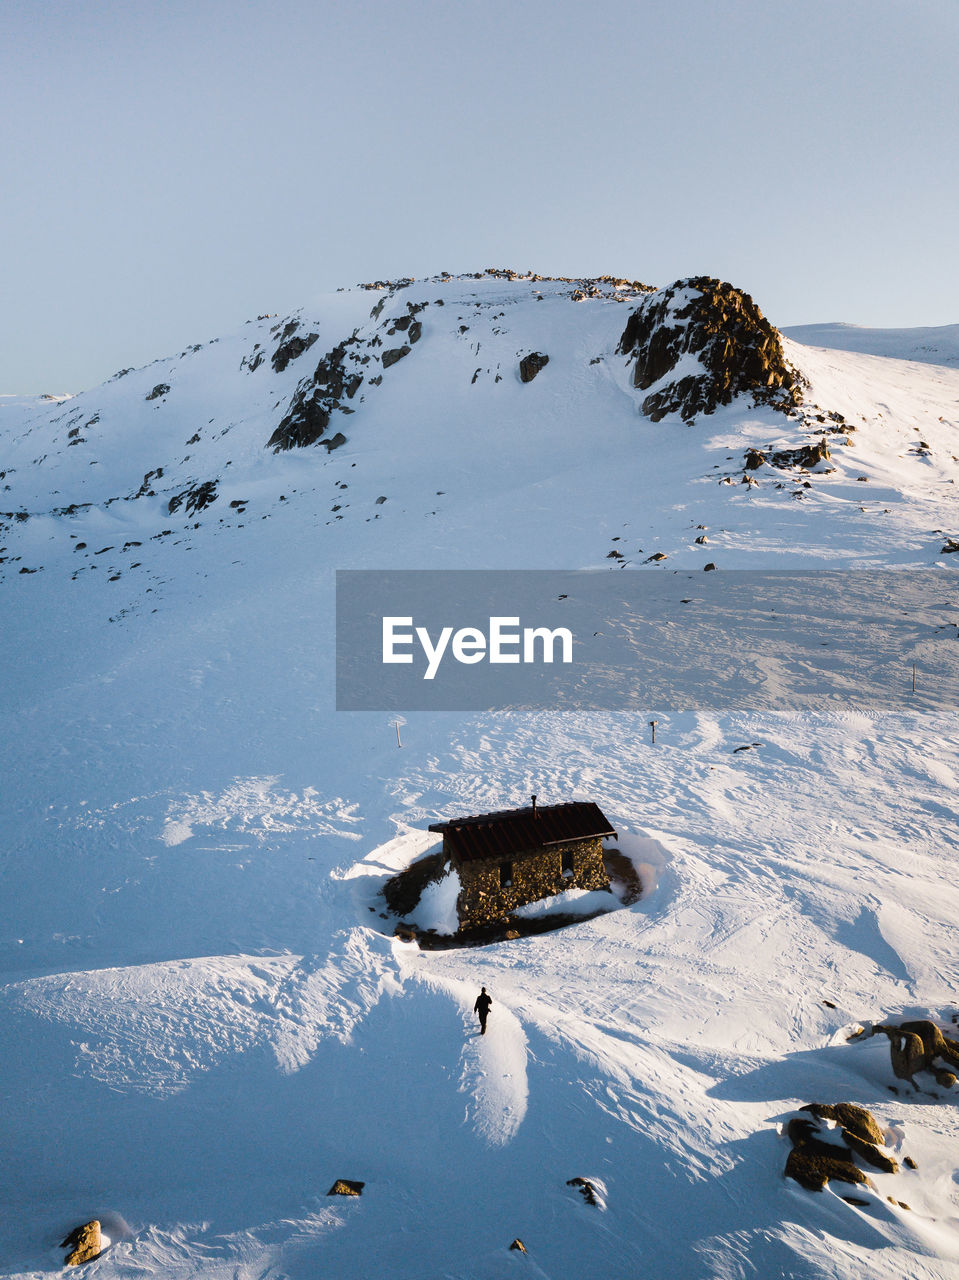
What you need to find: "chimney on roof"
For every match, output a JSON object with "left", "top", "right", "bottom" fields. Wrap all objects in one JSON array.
[{"left": 531, "top": 794, "right": 538, "bottom": 818}]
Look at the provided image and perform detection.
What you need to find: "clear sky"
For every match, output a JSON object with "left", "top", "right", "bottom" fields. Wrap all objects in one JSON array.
[{"left": 2, "top": 0, "right": 957, "bottom": 392}]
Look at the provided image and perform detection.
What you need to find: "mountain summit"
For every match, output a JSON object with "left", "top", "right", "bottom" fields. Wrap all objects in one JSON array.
[{"left": 2, "top": 268, "right": 957, "bottom": 594}]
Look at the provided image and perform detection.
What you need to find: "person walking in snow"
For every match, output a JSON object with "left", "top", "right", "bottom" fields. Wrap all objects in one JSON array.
[{"left": 474, "top": 986, "right": 492, "bottom": 1035}]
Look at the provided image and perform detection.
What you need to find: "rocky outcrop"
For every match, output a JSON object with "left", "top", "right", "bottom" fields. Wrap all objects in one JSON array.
[
  {"left": 381, "top": 345, "right": 410, "bottom": 369},
  {"left": 519, "top": 352, "right": 549, "bottom": 383},
  {"left": 61, "top": 1221, "right": 102, "bottom": 1266},
  {"left": 744, "top": 440, "right": 832, "bottom": 472},
  {"left": 327, "top": 1179, "right": 364, "bottom": 1196},
  {"left": 167, "top": 479, "right": 218, "bottom": 516},
  {"left": 566, "top": 1177, "right": 601, "bottom": 1206},
  {"left": 145, "top": 383, "right": 170, "bottom": 401},
  {"left": 267, "top": 342, "right": 362, "bottom": 451},
  {"left": 785, "top": 1103, "right": 899, "bottom": 1192},
  {"left": 872, "top": 1018, "right": 959, "bottom": 1089},
  {"left": 271, "top": 321, "right": 320, "bottom": 373},
  {"left": 617, "top": 277, "right": 801, "bottom": 422},
  {"left": 784, "top": 1147, "right": 872, "bottom": 1193}
]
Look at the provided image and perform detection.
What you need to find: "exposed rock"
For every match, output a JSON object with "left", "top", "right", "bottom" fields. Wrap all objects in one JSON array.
[
  {"left": 268, "top": 343, "right": 359, "bottom": 451},
  {"left": 382, "top": 345, "right": 411, "bottom": 369},
  {"left": 941, "top": 538, "right": 959, "bottom": 554},
  {"left": 566, "top": 1177, "right": 599, "bottom": 1206},
  {"left": 703, "top": 562, "right": 716, "bottom": 571},
  {"left": 327, "top": 1179, "right": 364, "bottom": 1196},
  {"left": 272, "top": 331, "right": 319, "bottom": 373},
  {"left": 168, "top": 479, "right": 218, "bottom": 516},
  {"left": 785, "top": 1102, "right": 899, "bottom": 1191},
  {"left": 872, "top": 1018, "right": 959, "bottom": 1087},
  {"left": 61, "top": 1221, "right": 102, "bottom": 1265},
  {"left": 800, "top": 1103, "right": 884, "bottom": 1147},
  {"left": 145, "top": 383, "right": 170, "bottom": 401},
  {"left": 842, "top": 1129, "right": 898, "bottom": 1173},
  {"left": 324, "top": 432, "right": 348, "bottom": 452},
  {"left": 519, "top": 352, "right": 549, "bottom": 383},
  {"left": 785, "top": 1149, "right": 871, "bottom": 1192},
  {"left": 509, "top": 1239, "right": 527, "bottom": 1252},
  {"left": 617, "top": 277, "right": 802, "bottom": 422},
  {"left": 766, "top": 440, "right": 832, "bottom": 471}
]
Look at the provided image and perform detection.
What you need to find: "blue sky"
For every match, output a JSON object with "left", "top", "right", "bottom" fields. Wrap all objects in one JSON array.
[{"left": 2, "top": 0, "right": 957, "bottom": 392}]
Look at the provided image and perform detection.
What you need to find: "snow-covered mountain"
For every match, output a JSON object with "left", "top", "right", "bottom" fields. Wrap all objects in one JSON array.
[
  {"left": 782, "top": 321, "right": 959, "bottom": 368},
  {"left": 1, "top": 271, "right": 958, "bottom": 1280}
]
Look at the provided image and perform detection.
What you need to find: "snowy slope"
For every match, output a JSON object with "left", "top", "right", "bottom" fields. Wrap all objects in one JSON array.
[
  {"left": 1, "top": 273, "right": 958, "bottom": 1280},
  {"left": 782, "top": 321, "right": 959, "bottom": 369}
]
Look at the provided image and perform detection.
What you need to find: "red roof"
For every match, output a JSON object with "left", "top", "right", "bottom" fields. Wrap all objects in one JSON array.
[{"left": 429, "top": 801, "right": 617, "bottom": 864}]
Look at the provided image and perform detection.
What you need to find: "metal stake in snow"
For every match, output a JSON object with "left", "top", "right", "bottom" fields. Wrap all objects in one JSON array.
[
  {"left": 649, "top": 719, "right": 657, "bottom": 744},
  {"left": 912, "top": 663, "right": 917, "bottom": 693},
  {"left": 389, "top": 716, "right": 406, "bottom": 748}
]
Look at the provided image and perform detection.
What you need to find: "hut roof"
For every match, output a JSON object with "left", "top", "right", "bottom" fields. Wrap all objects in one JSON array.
[{"left": 429, "top": 801, "right": 616, "bottom": 864}]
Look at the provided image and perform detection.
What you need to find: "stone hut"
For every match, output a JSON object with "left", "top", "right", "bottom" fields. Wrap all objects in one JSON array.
[{"left": 428, "top": 797, "right": 616, "bottom": 929}]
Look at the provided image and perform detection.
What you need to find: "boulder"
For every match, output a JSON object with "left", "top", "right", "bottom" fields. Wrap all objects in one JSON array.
[
  {"left": 785, "top": 1148, "right": 872, "bottom": 1192},
  {"left": 800, "top": 1103, "right": 884, "bottom": 1147},
  {"left": 145, "top": 383, "right": 170, "bottom": 401},
  {"left": 327, "top": 1179, "right": 364, "bottom": 1196},
  {"left": 787, "top": 1103, "right": 899, "bottom": 1189},
  {"left": 381, "top": 345, "right": 411, "bottom": 369},
  {"left": 61, "top": 1221, "right": 102, "bottom": 1266},
  {"left": 519, "top": 352, "right": 549, "bottom": 383}
]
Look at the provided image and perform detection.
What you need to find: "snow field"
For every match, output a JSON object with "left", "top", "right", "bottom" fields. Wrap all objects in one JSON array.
[{"left": 1, "top": 278, "right": 959, "bottom": 1277}]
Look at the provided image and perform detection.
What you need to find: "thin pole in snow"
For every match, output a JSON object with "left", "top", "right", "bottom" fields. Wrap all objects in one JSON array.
[
  {"left": 649, "top": 719, "right": 657, "bottom": 744},
  {"left": 912, "top": 663, "right": 917, "bottom": 693},
  {"left": 389, "top": 716, "right": 406, "bottom": 748}
]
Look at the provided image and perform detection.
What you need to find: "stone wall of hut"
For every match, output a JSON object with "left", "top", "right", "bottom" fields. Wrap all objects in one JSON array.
[{"left": 454, "top": 836, "right": 609, "bottom": 927}]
